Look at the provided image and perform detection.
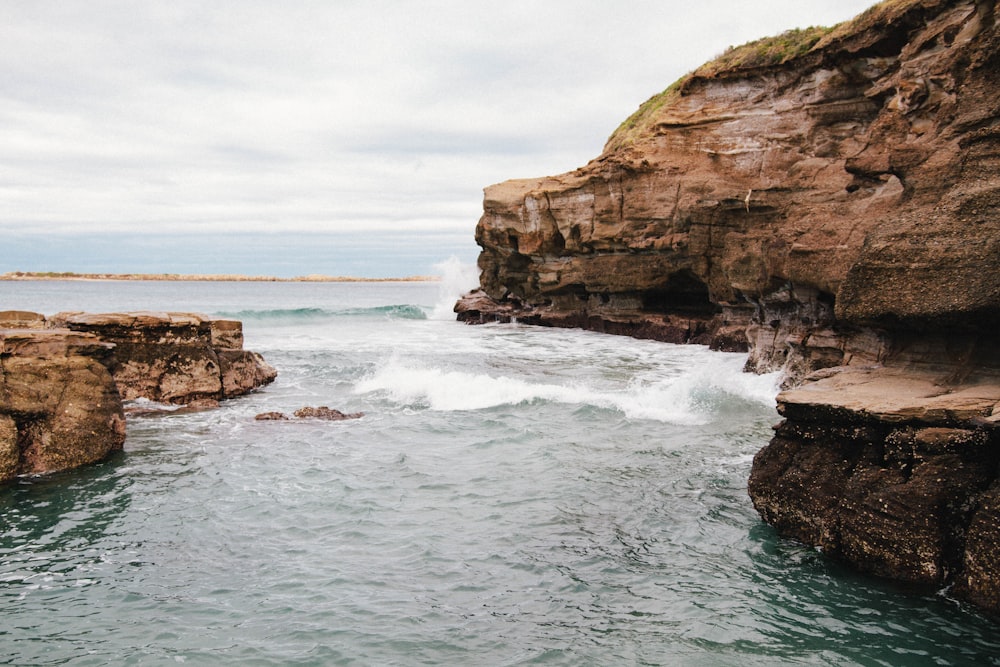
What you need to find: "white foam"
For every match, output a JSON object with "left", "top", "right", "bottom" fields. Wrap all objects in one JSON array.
[
  {"left": 428, "top": 256, "right": 481, "bottom": 321},
  {"left": 353, "top": 351, "right": 778, "bottom": 425}
]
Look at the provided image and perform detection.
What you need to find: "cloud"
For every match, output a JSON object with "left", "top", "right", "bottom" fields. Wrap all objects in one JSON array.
[{"left": 0, "top": 0, "right": 877, "bottom": 243}]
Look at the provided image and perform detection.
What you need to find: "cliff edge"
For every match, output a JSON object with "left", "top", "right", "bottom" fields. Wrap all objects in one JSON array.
[{"left": 455, "top": 0, "right": 1000, "bottom": 613}]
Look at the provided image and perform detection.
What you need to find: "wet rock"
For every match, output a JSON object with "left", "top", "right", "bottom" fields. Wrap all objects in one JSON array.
[
  {"left": 255, "top": 407, "right": 364, "bottom": 421},
  {"left": 293, "top": 406, "right": 364, "bottom": 420},
  {"left": 749, "top": 367, "right": 1000, "bottom": 608},
  {"left": 254, "top": 411, "right": 290, "bottom": 421}
]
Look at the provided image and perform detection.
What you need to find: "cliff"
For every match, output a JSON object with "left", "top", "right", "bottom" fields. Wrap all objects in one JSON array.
[
  {"left": 0, "top": 311, "right": 277, "bottom": 483},
  {"left": 455, "top": 0, "right": 1000, "bottom": 612}
]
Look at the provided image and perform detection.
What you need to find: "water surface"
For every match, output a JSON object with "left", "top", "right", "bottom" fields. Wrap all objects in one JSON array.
[{"left": 1, "top": 280, "right": 998, "bottom": 665}]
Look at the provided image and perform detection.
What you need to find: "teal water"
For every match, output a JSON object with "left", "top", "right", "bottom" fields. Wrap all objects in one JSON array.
[{"left": 1, "top": 279, "right": 999, "bottom": 665}]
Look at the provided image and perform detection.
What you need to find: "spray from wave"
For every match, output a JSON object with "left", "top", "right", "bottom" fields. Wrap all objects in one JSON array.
[{"left": 429, "top": 256, "right": 480, "bottom": 320}]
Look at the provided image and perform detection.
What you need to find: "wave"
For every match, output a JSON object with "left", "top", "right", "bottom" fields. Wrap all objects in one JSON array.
[
  {"left": 428, "top": 256, "right": 480, "bottom": 321},
  {"left": 216, "top": 305, "right": 428, "bottom": 323},
  {"left": 353, "top": 357, "right": 779, "bottom": 425}
]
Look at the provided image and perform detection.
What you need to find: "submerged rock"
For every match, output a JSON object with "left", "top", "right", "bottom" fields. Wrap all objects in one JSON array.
[{"left": 255, "top": 406, "right": 364, "bottom": 421}]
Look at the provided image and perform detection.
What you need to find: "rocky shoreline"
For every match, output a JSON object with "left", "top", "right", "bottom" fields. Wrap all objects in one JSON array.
[
  {"left": 0, "top": 311, "right": 276, "bottom": 483},
  {"left": 455, "top": 0, "right": 1000, "bottom": 614}
]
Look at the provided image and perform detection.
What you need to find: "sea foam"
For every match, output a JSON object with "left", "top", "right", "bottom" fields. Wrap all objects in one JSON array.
[{"left": 353, "top": 352, "right": 779, "bottom": 425}]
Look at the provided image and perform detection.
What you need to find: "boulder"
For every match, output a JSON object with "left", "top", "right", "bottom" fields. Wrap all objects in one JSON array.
[{"left": 254, "top": 407, "right": 364, "bottom": 421}]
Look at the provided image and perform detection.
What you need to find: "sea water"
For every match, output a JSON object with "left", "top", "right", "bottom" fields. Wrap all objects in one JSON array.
[{"left": 1, "top": 274, "right": 999, "bottom": 666}]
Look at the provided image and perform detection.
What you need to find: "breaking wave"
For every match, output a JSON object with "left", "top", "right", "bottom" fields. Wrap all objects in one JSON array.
[
  {"left": 353, "top": 355, "right": 779, "bottom": 425},
  {"left": 217, "top": 304, "right": 428, "bottom": 324}
]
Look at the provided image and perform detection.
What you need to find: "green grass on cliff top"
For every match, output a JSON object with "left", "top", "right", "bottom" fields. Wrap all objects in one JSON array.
[{"left": 605, "top": 0, "right": 922, "bottom": 151}]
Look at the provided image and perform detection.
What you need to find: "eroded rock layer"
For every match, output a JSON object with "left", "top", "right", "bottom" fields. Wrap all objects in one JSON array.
[
  {"left": 0, "top": 311, "right": 277, "bottom": 483},
  {"left": 0, "top": 327, "right": 125, "bottom": 483},
  {"left": 457, "top": 0, "right": 999, "bottom": 383},
  {"left": 50, "top": 311, "right": 277, "bottom": 406},
  {"left": 455, "top": 0, "right": 1000, "bottom": 613}
]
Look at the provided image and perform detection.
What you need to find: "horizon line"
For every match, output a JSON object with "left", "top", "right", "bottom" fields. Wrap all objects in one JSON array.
[{"left": 1, "top": 271, "right": 441, "bottom": 283}]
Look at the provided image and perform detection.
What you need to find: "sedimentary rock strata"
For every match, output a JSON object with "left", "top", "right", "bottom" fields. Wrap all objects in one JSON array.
[
  {"left": 457, "top": 0, "right": 998, "bottom": 380},
  {"left": 0, "top": 311, "right": 277, "bottom": 482},
  {"left": 0, "top": 325, "right": 126, "bottom": 483},
  {"left": 50, "top": 311, "right": 277, "bottom": 406},
  {"left": 749, "top": 366, "right": 1000, "bottom": 589},
  {"left": 455, "top": 0, "right": 1000, "bottom": 613}
]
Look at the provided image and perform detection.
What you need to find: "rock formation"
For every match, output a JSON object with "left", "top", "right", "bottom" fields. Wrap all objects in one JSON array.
[
  {"left": 255, "top": 407, "right": 364, "bottom": 421},
  {"left": 455, "top": 0, "right": 1000, "bottom": 612},
  {"left": 50, "top": 311, "right": 277, "bottom": 406},
  {"left": 0, "top": 324, "right": 126, "bottom": 483},
  {"left": 0, "top": 311, "right": 277, "bottom": 483}
]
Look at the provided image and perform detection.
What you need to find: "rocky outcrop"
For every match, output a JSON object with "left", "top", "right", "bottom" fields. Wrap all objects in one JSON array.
[
  {"left": 455, "top": 0, "right": 1000, "bottom": 613},
  {"left": 749, "top": 366, "right": 1000, "bottom": 596},
  {"left": 0, "top": 311, "right": 277, "bottom": 483},
  {"left": 457, "top": 0, "right": 998, "bottom": 381},
  {"left": 0, "top": 326, "right": 126, "bottom": 483},
  {"left": 50, "top": 311, "right": 277, "bottom": 406},
  {"left": 255, "top": 407, "right": 364, "bottom": 421}
]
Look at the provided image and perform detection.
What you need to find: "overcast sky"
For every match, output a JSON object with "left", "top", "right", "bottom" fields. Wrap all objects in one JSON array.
[{"left": 1, "top": 1, "right": 877, "bottom": 275}]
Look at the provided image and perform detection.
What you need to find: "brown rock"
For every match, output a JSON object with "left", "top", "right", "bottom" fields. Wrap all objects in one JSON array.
[
  {"left": 53, "top": 311, "right": 277, "bottom": 405},
  {"left": 254, "top": 407, "right": 364, "bottom": 421},
  {"left": 293, "top": 406, "right": 364, "bottom": 421},
  {"left": 255, "top": 411, "right": 290, "bottom": 421},
  {"left": 0, "top": 328, "right": 126, "bottom": 483},
  {"left": 457, "top": 0, "right": 999, "bottom": 382},
  {"left": 453, "top": 0, "right": 1000, "bottom": 616},
  {"left": 749, "top": 367, "right": 1000, "bottom": 607},
  {"left": 0, "top": 311, "right": 47, "bottom": 329}
]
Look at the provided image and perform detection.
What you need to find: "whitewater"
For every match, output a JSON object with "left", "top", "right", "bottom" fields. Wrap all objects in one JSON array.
[{"left": 1, "top": 269, "right": 999, "bottom": 665}]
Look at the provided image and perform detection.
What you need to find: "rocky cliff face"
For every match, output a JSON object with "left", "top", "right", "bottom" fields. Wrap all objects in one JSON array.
[
  {"left": 0, "top": 311, "right": 277, "bottom": 483},
  {"left": 458, "top": 0, "right": 998, "bottom": 383},
  {"left": 456, "top": 0, "right": 1000, "bottom": 613}
]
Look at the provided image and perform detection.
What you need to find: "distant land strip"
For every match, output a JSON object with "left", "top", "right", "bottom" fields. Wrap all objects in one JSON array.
[{"left": 0, "top": 271, "right": 439, "bottom": 283}]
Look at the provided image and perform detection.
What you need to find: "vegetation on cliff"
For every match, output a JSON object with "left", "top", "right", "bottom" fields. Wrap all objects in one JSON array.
[{"left": 606, "top": 0, "right": 924, "bottom": 151}]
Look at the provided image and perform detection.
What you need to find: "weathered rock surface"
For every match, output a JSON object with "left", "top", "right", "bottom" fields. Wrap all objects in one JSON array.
[
  {"left": 0, "top": 327, "right": 126, "bottom": 483},
  {"left": 457, "top": 0, "right": 998, "bottom": 382},
  {"left": 749, "top": 366, "right": 1000, "bottom": 591},
  {"left": 50, "top": 311, "right": 277, "bottom": 405},
  {"left": 254, "top": 406, "right": 364, "bottom": 421},
  {"left": 0, "top": 311, "right": 277, "bottom": 483},
  {"left": 454, "top": 0, "right": 1000, "bottom": 613}
]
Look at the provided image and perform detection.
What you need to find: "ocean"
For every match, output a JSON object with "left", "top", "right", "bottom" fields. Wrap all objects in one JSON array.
[{"left": 1, "top": 274, "right": 999, "bottom": 666}]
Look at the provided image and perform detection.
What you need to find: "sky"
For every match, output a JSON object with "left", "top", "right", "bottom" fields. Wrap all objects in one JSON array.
[{"left": 2, "top": 0, "right": 878, "bottom": 277}]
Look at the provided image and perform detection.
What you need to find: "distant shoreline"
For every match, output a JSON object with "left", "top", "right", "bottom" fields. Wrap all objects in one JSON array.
[{"left": 0, "top": 271, "right": 439, "bottom": 283}]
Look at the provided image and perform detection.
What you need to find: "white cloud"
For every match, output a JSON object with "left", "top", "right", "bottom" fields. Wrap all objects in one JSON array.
[{"left": 0, "top": 0, "right": 877, "bottom": 239}]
